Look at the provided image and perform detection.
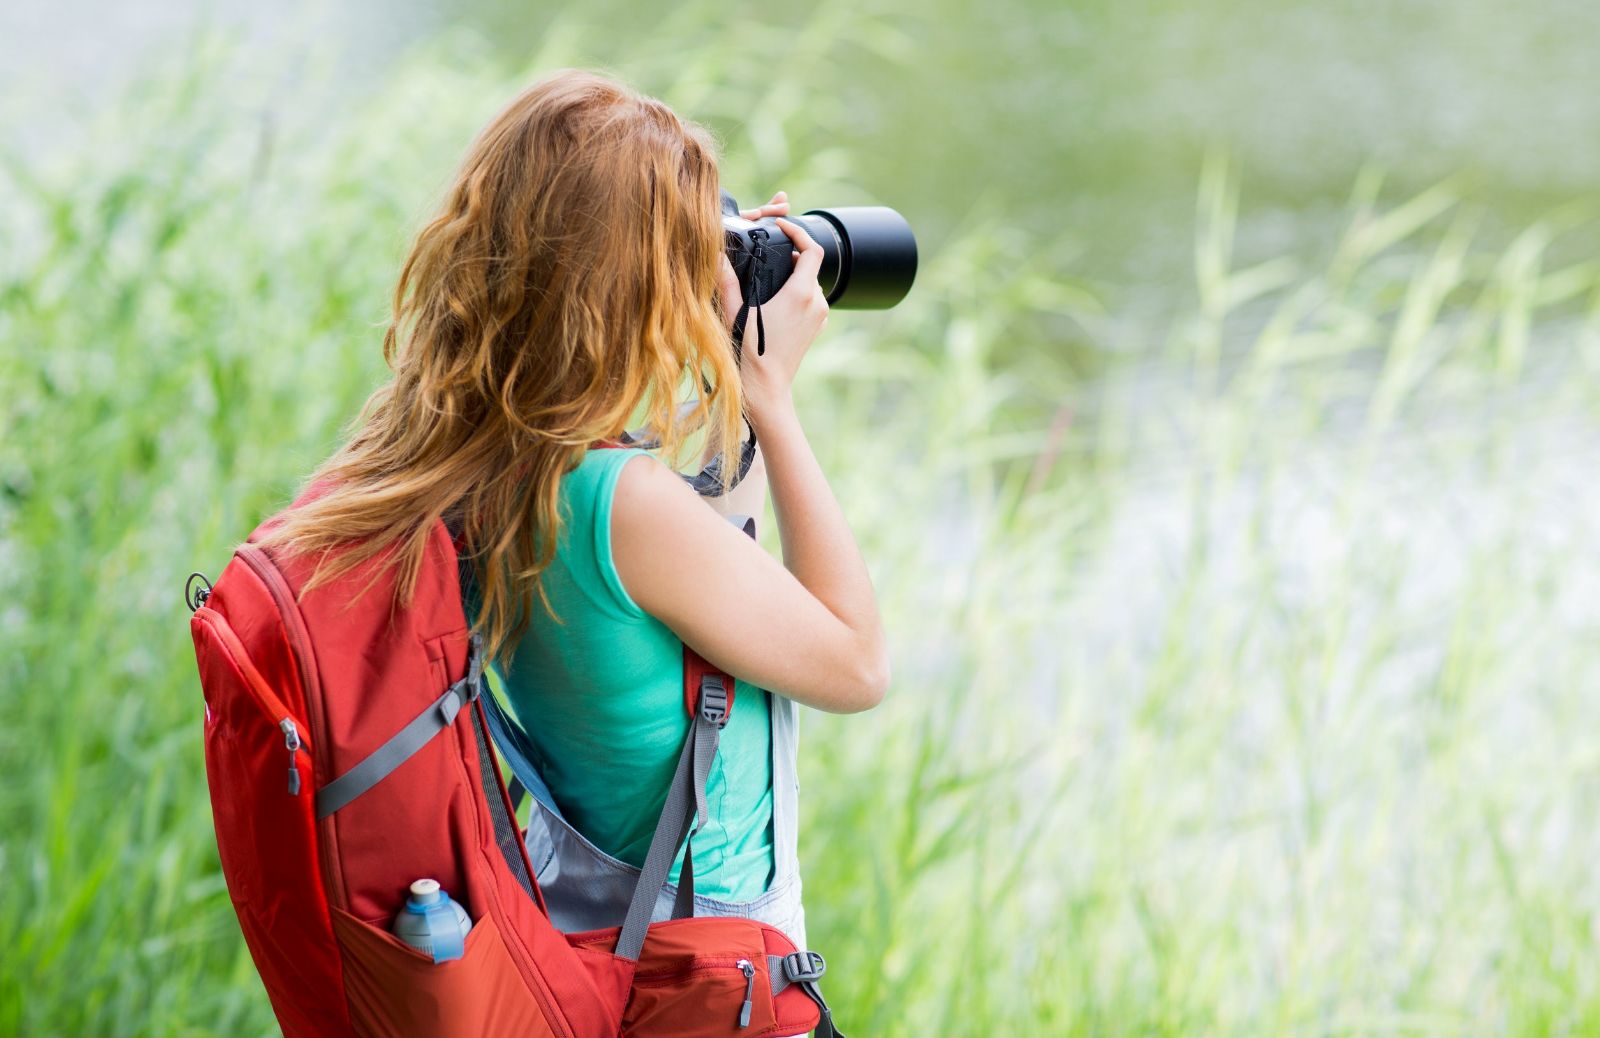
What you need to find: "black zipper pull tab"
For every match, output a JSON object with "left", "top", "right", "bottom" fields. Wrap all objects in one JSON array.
[
  {"left": 737, "top": 958, "right": 755, "bottom": 1027},
  {"left": 281, "top": 718, "right": 303, "bottom": 795}
]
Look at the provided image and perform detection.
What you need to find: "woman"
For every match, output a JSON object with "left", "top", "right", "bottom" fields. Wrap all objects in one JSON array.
[{"left": 261, "top": 69, "right": 889, "bottom": 954}]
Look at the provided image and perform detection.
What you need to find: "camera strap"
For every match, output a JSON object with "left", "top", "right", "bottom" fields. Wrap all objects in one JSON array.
[
  {"left": 729, "top": 228, "right": 774, "bottom": 361},
  {"left": 617, "top": 421, "right": 758, "bottom": 497}
]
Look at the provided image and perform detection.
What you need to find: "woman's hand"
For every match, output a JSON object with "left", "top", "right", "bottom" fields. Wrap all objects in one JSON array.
[{"left": 739, "top": 191, "right": 790, "bottom": 223}]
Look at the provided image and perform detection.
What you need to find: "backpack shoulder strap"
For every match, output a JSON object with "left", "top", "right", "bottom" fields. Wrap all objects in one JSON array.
[
  {"left": 615, "top": 514, "right": 755, "bottom": 957},
  {"left": 480, "top": 444, "right": 754, "bottom": 956},
  {"left": 613, "top": 657, "right": 730, "bottom": 960},
  {"left": 682, "top": 645, "right": 737, "bottom": 721}
]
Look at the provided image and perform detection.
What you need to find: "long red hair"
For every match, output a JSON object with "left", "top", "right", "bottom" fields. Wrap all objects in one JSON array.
[{"left": 259, "top": 69, "right": 742, "bottom": 663}]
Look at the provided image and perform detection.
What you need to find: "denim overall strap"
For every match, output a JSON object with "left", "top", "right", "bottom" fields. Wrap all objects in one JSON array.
[{"left": 766, "top": 688, "right": 806, "bottom": 947}]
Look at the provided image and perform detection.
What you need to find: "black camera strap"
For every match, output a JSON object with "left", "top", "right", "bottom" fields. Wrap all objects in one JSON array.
[
  {"left": 618, "top": 421, "right": 757, "bottom": 498},
  {"left": 729, "top": 227, "right": 774, "bottom": 361}
]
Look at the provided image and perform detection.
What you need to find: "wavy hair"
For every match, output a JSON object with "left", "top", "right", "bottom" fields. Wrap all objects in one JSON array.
[{"left": 258, "top": 69, "right": 742, "bottom": 663}]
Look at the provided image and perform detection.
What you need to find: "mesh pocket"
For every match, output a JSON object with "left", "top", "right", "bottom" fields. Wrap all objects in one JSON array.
[{"left": 331, "top": 907, "right": 557, "bottom": 1038}]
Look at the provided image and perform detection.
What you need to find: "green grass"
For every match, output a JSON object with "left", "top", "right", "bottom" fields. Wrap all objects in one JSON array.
[{"left": 6, "top": 12, "right": 1600, "bottom": 1037}]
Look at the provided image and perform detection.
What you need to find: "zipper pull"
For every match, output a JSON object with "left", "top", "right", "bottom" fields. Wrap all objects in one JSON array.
[
  {"left": 737, "top": 958, "right": 755, "bottom": 1027},
  {"left": 281, "top": 718, "right": 303, "bottom": 795}
]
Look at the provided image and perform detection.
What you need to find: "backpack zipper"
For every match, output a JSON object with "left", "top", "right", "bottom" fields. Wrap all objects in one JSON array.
[
  {"left": 193, "top": 606, "right": 311, "bottom": 796},
  {"left": 281, "top": 718, "right": 303, "bottom": 795},
  {"left": 738, "top": 958, "right": 755, "bottom": 1027},
  {"left": 628, "top": 956, "right": 760, "bottom": 1028},
  {"left": 235, "top": 545, "right": 326, "bottom": 793}
]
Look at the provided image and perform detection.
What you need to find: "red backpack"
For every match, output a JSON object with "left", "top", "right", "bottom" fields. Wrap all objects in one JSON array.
[{"left": 185, "top": 491, "right": 841, "bottom": 1037}]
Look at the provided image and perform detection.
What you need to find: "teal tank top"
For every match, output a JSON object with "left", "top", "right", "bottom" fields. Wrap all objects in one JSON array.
[{"left": 487, "top": 447, "right": 774, "bottom": 901}]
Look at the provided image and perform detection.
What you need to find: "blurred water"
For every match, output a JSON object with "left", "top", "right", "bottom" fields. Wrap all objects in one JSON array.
[{"left": 7, "top": 0, "right": 1600, "bottom": 314}]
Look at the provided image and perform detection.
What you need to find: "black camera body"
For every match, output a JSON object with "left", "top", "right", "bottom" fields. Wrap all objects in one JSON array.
[{"left": 720, "top": 190, "right": 917, "bottom": 310}]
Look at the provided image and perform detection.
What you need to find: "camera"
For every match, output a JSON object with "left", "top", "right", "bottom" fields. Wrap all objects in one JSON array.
[
  {"left": 659, "top": 191, "right": 917, "bottom": 497},
  {"left": 720, "top": 190, "right": 917, "bottom": 311}
]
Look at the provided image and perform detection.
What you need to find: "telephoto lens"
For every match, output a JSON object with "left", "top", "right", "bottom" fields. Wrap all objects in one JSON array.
[{"left": 721, "top": 190, "right": 917, "bottom": 310}]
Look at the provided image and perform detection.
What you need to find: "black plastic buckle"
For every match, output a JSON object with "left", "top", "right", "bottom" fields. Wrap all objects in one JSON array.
[
  {"left": 783, "top": 950, "right": 826, "bottom": 983},
  {"left": 699, "top": 676, "right": 729, "bottom": 728}
]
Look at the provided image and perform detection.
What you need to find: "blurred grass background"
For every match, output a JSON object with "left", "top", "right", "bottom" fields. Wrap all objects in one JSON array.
[{"left": 5, "top": 0, "right": 1600, "bottom": 1034}]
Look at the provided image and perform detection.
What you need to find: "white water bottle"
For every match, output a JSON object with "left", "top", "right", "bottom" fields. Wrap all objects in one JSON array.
[{"left": 391, "top": 878, "right": 473, "bottom": 963}]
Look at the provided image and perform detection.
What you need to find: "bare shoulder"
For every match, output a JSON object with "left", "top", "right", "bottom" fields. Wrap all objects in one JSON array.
[
  {"left": 611, "top": 449, "right": 772, "bottom": 619},
  {"left": 611, "top": 451, "right": 734, "bottom": 567},
  {"left": 612, "top": 451, "right": 704, "bottom": 536}
]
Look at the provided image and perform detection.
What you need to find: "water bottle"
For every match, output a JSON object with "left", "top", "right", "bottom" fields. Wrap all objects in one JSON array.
[{"left": 391, "top": 878, "right": 473, "bottom": 963}]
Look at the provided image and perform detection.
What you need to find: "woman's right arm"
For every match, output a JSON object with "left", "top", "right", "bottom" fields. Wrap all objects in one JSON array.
[{"left": 610, "top": 219, "right": 889, "bottom": 714}]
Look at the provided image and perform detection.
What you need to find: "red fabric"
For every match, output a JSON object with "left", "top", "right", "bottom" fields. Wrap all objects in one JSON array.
[
  {"left": 683, "top": 648, "right": 737, "bottom": 722},
  {"left": 568, "top": 919, "right": 820, "bottom": 1037},
  {"left": 331, "top": 907, "right": 558, "bottom": 1037},
  {"left": 191, "top": 561, "right": 350, "bottom": 1038},
  {"left": 189, "top": 490, "right": 819, "bottom": 1038}
]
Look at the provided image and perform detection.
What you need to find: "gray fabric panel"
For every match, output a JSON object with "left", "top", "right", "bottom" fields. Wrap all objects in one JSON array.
[
  {"left": 481, "top": 682, "right": 564, "bottom": 818},
  {"left": 525, "top": 804, "right": 803, "bottom": 932},
  {"left": 472, "top": 707, "right": 536, "bottom": 902},
  {"left": 769, "top": 954, "right": 790, "bottom": 998}
]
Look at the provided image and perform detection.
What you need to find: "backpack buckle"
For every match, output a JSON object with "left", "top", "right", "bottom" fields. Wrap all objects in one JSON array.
[
  {"left": 782, "top": 950, "right": 826, "bottom": 983},
  {"left": 699, "top": 676, "right": 729, "bottom": 729}
]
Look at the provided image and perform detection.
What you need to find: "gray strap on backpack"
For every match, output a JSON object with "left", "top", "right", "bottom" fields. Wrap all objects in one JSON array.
[
  {"left": 613, "top": 675, "right": 727, "bottom": 961},
  {"left": 668, "top": 695, "right": 721, "bottom": 920},
  {"left": 315, "top": 635, "right": 484, "bottom": 819}
]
